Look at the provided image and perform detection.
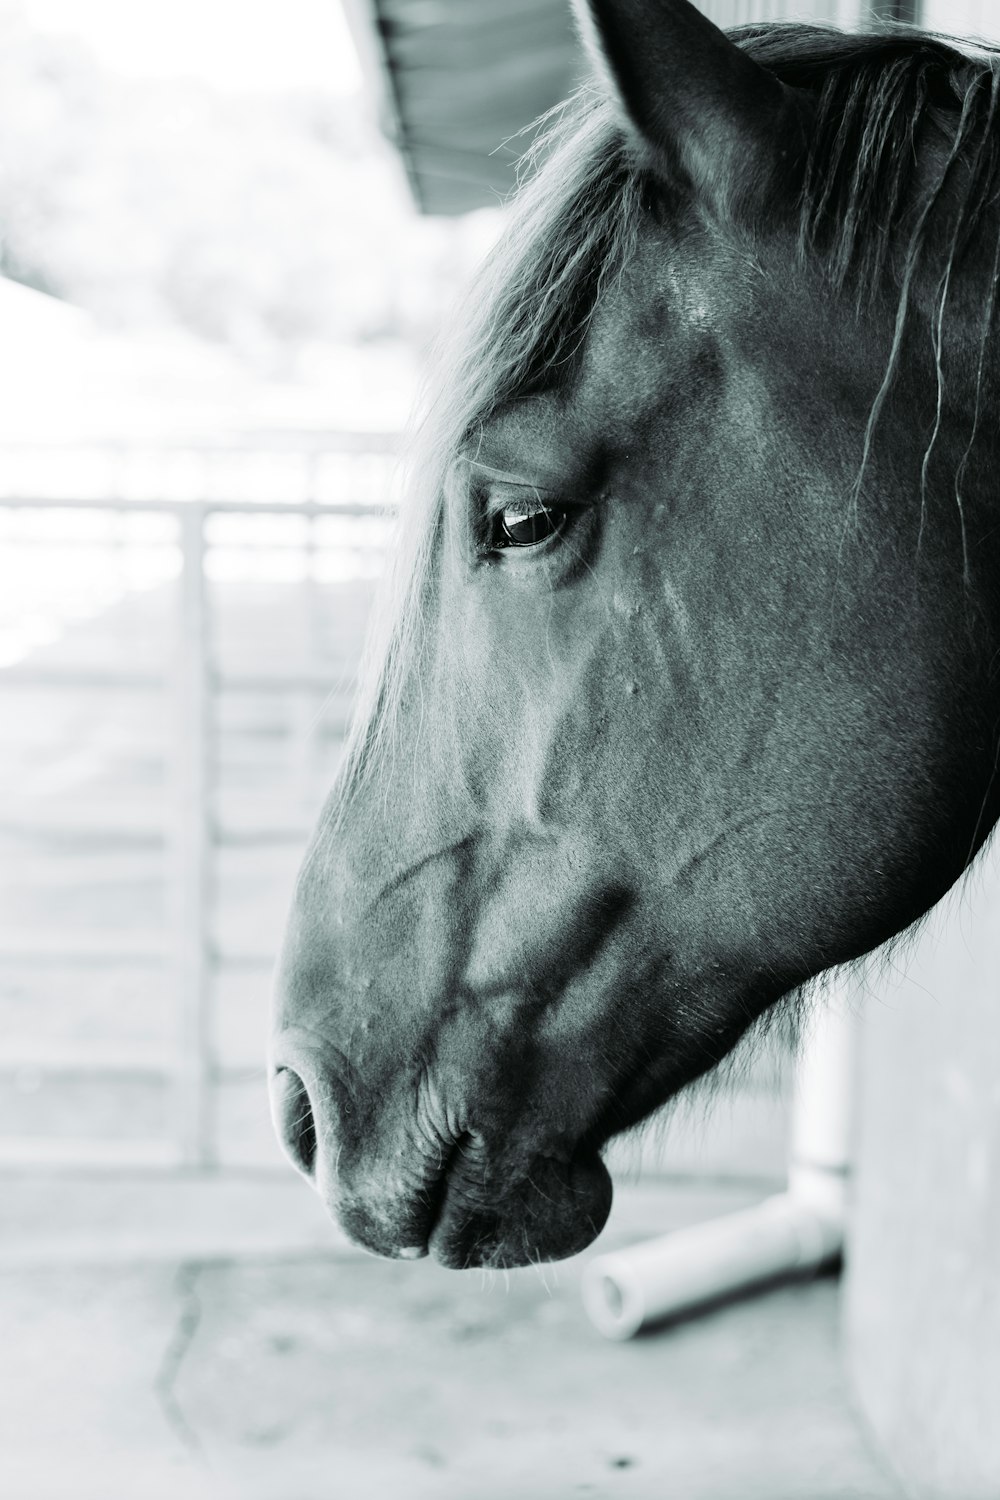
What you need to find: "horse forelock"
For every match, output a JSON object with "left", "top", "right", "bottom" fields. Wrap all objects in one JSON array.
[{"left": 326, "top": 21, "right": 1000, "bottom": 836}]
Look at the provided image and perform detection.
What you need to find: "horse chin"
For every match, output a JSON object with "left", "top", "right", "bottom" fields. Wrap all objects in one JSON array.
[{"left": 427, "top": 1150, "right": 613, "bottom": 1270}]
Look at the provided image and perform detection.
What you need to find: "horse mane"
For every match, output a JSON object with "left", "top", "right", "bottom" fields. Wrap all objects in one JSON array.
[
  {"left": 327, "top": 23, "right": 1000, "bottom": 825},
  {"left": 741, "top": 26, "right": 1000, "bottom": 554},
  {"left": 738, "top": 25, "right": 1000, "bottom": 290}
]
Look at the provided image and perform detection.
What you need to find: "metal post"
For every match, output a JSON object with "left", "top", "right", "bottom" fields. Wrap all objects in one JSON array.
[
  {"left": 868, "top": 0, "right": 920, "bottom": 22},
  {"left": 173, "top": 504, "right": 213, "bottom": 1168}
]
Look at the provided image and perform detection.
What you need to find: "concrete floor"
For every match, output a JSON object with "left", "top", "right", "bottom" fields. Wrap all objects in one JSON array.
[{"left": 0, "top": 1176, "right": 902, "bottom": 1500}]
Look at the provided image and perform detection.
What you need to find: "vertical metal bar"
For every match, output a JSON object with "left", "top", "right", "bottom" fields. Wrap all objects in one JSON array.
[
  {"left": 868, "top": 0, "right": 921, "bottom": 22},
  {"left": 173, "top": 503, "right": 213, "bottom": 1168}
]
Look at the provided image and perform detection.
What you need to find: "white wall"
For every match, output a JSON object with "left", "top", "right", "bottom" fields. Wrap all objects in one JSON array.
[
  {"left": 700, "top": 1, "right": 878, "bottom": 28},
  {"left": 922, "top": 0, "right": 1000, "bottom": 42},
  {"left": 845, "top": 848, "right": 1000, "bottom": 1499},
  {"left": 703, "top": 0, "right": 1000, "bottom": 35}
]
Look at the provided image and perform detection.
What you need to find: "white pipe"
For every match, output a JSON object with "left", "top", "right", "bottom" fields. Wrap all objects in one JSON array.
[{"left": 581, "top": 996, "right": 857, "bottom": 1340}]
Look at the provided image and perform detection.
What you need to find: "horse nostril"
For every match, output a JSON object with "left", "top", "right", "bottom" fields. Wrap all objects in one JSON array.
[{"left": 273, "top": 1066, "right": 317, "bottom": 1177}]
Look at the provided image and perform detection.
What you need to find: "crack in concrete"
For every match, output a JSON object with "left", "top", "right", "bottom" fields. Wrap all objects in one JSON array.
[{"left": 154, "top": 1261, "right": 205, "bottom": 1456}]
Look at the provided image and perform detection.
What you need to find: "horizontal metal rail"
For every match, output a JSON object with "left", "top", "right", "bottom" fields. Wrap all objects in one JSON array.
[
  {"left": 0, "top": 430, "right": 400, "bottom": 455},
  {"left": 0, "top": 1137, "right": 184, "bottom": 1170},
  {"left": 0, "top": 494, "right": 395, "bottom": 515},
  {"left": 0, "top": 665, "right": 358, "bottom": 692}
]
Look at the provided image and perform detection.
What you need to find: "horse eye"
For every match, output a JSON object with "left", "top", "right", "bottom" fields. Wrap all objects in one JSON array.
[{"left": 493, "top": 502, "right": 565, "bottom": 549}]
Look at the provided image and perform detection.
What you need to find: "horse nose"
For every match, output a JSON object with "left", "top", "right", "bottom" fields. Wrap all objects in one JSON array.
[{"left": 270, "top": 1065, "right": 318, "bottom": 1177}]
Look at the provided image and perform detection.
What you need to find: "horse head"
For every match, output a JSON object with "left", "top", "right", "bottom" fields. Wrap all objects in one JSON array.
[{"left": 271, "top": 0, "right": 1000, "bottom": 1267}]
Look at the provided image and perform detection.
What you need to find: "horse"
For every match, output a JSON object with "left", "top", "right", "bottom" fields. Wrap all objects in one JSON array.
[{"left": 270, "top": 0, "right": 1000, "bottom": 1270}]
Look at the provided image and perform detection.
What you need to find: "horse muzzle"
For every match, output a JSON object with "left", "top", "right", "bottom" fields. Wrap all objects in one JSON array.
[
  {"left": 333, "top": 1134, "right": 613, "bottom": 1269},
  {"left": 268, "top": 1032, "right": 613, "bottom": 1268}
]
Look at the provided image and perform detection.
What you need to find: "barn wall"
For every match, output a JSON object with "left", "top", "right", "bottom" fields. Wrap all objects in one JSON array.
[
  {"left": 706, "top": 1, "right": 1000, "bottom": 33},
  {"left": 921, "top": 0, "right": 1000, "bottom": 40},
  {"left": 845, "top": 848, "right": 1000, "bottom": 1498},
  {"left": 838, "top": 6, "right": 1000, "bottom": 1492},
  {"left": 701, "top": 0, "right": 865, "bottom": 25}
]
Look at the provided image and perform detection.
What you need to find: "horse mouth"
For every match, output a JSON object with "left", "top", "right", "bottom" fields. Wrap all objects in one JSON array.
[
  {"left": 388, "top": 1136, "right": 613, "bottom": 1270},
  {"left": 326, "top": 1129, "right": 614, "bottom": 1269}
]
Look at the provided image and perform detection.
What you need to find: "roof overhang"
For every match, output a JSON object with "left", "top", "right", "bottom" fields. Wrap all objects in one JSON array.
[{"left": 341, "top": 0, "right": 583, "bottom": 214}]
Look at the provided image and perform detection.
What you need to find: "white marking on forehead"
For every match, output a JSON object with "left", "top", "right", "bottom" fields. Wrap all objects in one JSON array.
[
  {"left": 665, "top": 265, "right": 714, "bottom": 333},
  {"left": 661, "top": 576, "right": 691, "bottom": 639},
  {"left": 612, "top": 590, "right": 643, "bottom": 617}
]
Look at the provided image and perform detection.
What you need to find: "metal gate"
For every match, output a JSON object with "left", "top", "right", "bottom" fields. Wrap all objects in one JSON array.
[{"left": 0, "top": 437, "right": 396, "bottom": 1170}]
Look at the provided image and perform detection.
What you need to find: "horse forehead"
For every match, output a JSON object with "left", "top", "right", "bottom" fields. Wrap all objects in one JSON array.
[{"left": 577, "top": 228, "right": 747, "bottom": 400}]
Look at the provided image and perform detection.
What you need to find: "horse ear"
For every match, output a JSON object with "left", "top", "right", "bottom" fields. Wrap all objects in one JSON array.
[{"left": 572, "top": 0, "right": 804, "bottom": 213}]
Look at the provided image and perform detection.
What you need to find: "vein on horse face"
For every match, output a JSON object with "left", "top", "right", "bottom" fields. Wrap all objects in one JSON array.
[
  {"left": 358, "top": 833, "right": 478, "bottom": 925},
  {"left": 666, "top": 806, "right": 794, "bottom": 894}
]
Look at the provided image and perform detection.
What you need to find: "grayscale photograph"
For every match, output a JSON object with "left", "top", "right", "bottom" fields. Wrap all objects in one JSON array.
[{"left": 1, "top": 1, "right": 997, "bottom": 1496}]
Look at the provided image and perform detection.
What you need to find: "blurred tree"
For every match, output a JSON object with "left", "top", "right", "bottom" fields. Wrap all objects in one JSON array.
[{"left": 0, "top": 3, "right": 496, "bottom": 374}]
